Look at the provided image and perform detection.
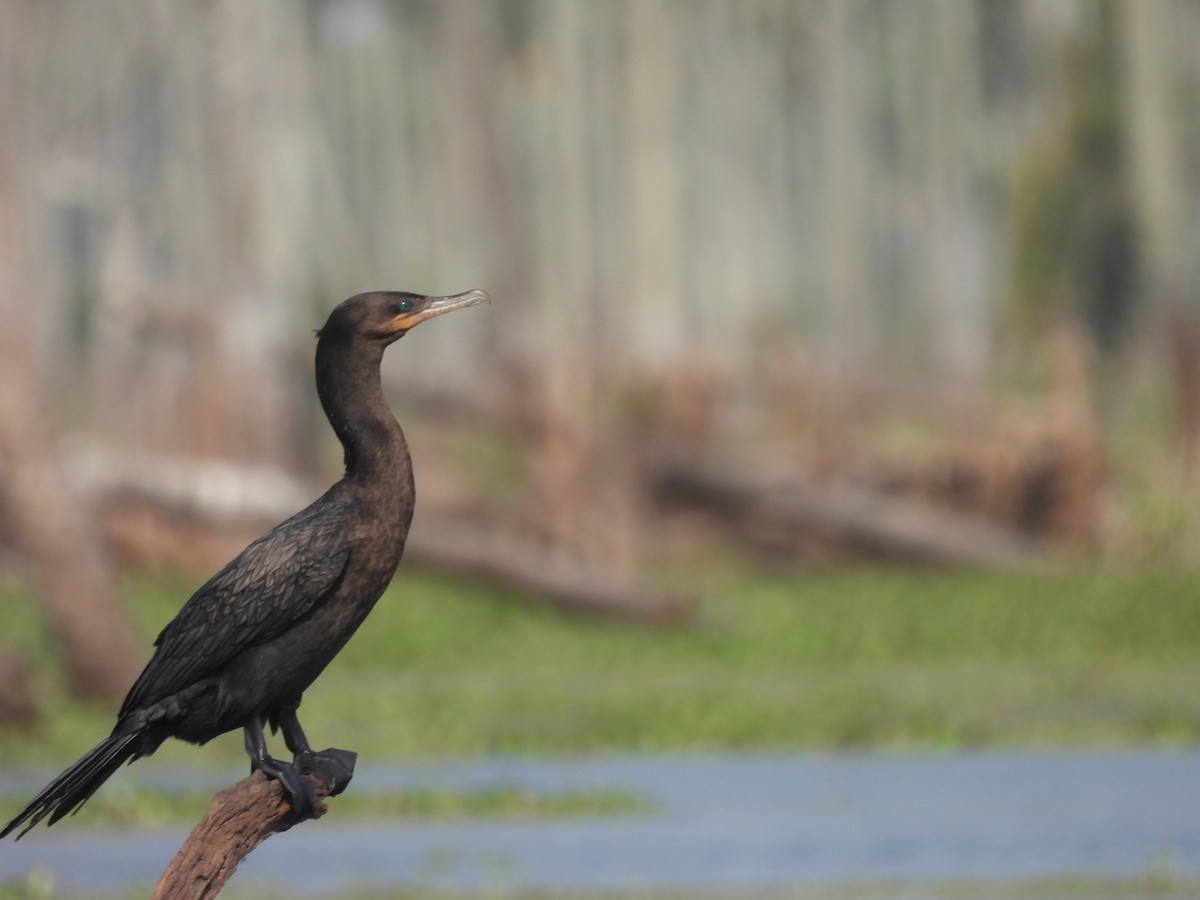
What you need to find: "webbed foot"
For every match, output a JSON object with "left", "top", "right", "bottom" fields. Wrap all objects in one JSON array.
[
  {"left": 294, "top": 747, "right": 357, "bottom": 797},
  {"left": 252, "top": 755, "right": 316, "bottom": 827}
]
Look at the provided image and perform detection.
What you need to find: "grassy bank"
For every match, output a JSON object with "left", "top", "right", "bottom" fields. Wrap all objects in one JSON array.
[{"left": 1, "top": 561, "right": 1198, "bottom": 766}]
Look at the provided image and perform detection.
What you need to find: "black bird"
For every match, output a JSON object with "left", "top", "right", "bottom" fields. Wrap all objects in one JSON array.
[{"left": 2, "top": 289, "right": 489, "bottom": 839}]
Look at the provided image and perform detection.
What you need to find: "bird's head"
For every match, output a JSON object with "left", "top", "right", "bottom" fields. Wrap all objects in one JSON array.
[{"left": 319, "top": 289, "right": 490, "bottom": 344}]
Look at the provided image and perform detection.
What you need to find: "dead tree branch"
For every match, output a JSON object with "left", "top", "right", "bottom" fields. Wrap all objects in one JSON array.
[
  {"left": 656, "top": 465, "right": 1049, "bottom": 570},
  {"left": 150, "top": 770, "right": 336, "bottom": 900},
  {"left": 407, "top": 518, "right": 694, "bottom": 626}
]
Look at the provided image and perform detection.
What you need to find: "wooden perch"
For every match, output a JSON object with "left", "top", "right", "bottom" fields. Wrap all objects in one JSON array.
[
  {"left": 656, "top": 465, "right": 1048, "bottom": 570},
  {"left": 151, "top": 769, "right": 336, "bottom": 900}
]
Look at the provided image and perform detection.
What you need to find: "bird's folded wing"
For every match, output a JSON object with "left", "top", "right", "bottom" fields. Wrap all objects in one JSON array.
[{"left": 119, "top": 513, "right": 351, "bottom": 716}]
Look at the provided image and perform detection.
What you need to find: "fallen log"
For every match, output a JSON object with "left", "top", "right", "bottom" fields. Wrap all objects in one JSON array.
[
  {"left": 407, "top": 518, "right": 693, "bottom": 626},
  {"left": 656, "top": 465, "right": 1048, "bottom": 570},
  {"left": 72, "top": 445, "right": 694, "bottom": 627}
]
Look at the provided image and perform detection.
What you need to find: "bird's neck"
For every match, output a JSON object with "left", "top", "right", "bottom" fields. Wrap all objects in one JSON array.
[{"left": 315, "top": 338, "right": 412, "bottom": 487}]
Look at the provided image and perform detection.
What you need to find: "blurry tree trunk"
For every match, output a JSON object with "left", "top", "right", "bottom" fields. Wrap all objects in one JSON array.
[
  {"left": 0, "top": 391, "right": 142, "bottom": 701},
  {"left": 206, "top": 0, "right": 307, "bottom": 472},
  {"left": 1116, "top": 0, "right": 1199, "bottom": 476},
  {"left": 627, "top": 0, "right": 683, "bottom": 363},
  {"left": 433, "top": 0, "right": 532, "bottom": 389},
  {"left": 0, "top": 194, "right": 140, "bottom": 702},
  {"left": 0, "top": 6, "right": 139, "bottom": 700},
  {"left": 926, "top": 0, "right": 988, "bottom": 381},
  {"left": 819, "top": 0, "right": 872, "bottom": 370},
  {"left": 526, "top": 0, "right": 596, "bottom": 557},
  {"left": 89, "top": 2, "right": 310, "bottom": 475},
  {"left": 1167, "top": 311, "right": 1200, "bottom": 476}
]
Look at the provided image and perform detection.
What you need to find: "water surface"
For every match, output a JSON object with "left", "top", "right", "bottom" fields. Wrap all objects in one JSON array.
[{"left": 1, "top": 750, "right": 1197, "bottom": 895}]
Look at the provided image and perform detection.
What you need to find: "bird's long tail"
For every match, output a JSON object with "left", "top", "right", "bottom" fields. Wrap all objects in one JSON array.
[{"left": 1, "top": 730, "right": 141, "bottom": 840}]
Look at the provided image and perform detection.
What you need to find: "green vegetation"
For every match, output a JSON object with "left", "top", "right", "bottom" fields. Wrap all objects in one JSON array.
[
  {"left": 3, "top": 782, "right": 644, "bottom": 831},
  {"left": 1, "top": 561, "right": 1199, "bottom": 769}
]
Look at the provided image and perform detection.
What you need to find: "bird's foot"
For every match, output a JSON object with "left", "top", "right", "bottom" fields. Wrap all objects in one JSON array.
[
  {"left": 294, "top": 747, "right": 357, "bottom": 797},
  {"left": 252, "top": 755, "right": 316, "bottom": 827}
]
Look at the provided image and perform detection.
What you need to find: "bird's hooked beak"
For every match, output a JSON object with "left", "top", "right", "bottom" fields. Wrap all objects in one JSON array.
[{"left": 389, "top": 289, "right": 490, "bottom": 334}]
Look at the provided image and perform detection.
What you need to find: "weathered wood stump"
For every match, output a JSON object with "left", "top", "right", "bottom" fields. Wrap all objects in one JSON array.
[{"left": 150, "top": 767, "right": 344, "bottom": 899}]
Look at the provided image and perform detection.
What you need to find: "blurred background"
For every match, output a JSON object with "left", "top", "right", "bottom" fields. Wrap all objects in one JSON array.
[{"left": 1, "top": 0, "right": 1200, "bottom": 897}]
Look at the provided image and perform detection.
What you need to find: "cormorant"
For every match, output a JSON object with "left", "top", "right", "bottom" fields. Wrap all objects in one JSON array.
[{"left": 1, "top": 289, "right": 489, "bottom": 839}]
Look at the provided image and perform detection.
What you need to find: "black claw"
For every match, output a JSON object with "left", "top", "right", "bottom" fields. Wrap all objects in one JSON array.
[
  {"left": 252, "top": 755, "right": 316, "bottom": 827},
  {"left": 294, "top": 747, "right": 357, "bottom": 797}
]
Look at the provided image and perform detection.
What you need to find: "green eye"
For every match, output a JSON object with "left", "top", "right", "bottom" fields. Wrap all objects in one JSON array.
[{"left": 398, "top": 299, "right": 413, "bottom": 314}]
